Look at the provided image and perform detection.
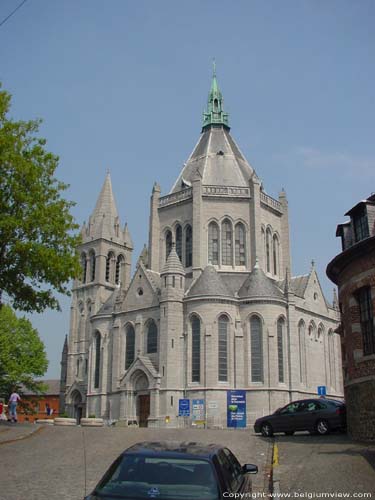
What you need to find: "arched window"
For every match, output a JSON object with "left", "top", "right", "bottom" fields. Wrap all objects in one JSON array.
[
  {"left": 235, "top": 223, "right": 246, "bottom": 266},
  {"left": 147, "top": 321, "right": 158, "bottom": 354},
  {"left": 308, "top": 321, "right": 316, "bottom": 339},
  {"left": 185, "top": 225, "right": 192, "bottom": 267},
  {"left": 89, "top": 251, "right": 96, "bottom": 282},
  {"left": 266, "top": 229, "right": 271, "bottom": 273},
  {"left": 273, "top": 235, "right": 279, "bottom": 275},
  {"left": 94, "top": 332, "right": 101, "bottom": 388},
  {"left": 191, "top": 315, "right": 200, "bottom": 382},
  {"left": 250, "top": 316, "right": 263, "bottom": 382},
  {"left": 81, "top": 253, "right": 87, "bottom": 283},
  {"left": 318, "top": 324, "right": 324, "bottom": 340},
  {"left": 115, "top": 254, "right": 125, "bottom": 285},
  {"left": 208, "top": 222, "right": 219, "bottom": 265},
  {"left": 175, "top": 225, "right": 182, "bottom": 262},
  {"left": 165, "top": 230, "right": 172, "bottom": 260},
  {"left": 298, "top": 320, "right": 306, "bottom": 384},
  {"left": 221, "top": 219, "right": 233, "bottom": 266},
  {"left": 218, "top": 315, "right": 229, "bottom": 381},
  {"left": 125, "top": 325, "right": 135, "bottom": 370},
  {"left": 106, "top": 252, "right": 115, "bottom": 282},
  {"left": 277, "top": 318, "right": 285, "bottom": 383}
]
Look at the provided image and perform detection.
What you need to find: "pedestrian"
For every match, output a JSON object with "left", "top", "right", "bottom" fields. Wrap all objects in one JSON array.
[{"left": 8, "top": 390, "right": 21, "bottom": 423}]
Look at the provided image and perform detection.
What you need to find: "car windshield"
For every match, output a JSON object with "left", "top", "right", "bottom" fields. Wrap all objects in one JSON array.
[{"left": 95, "top": 454, "right": 219, "bottom": 499}]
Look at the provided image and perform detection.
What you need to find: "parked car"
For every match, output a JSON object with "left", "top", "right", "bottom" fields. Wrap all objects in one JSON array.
[
  {"left": 84, "top": 441, "right": 258, "bottom": 499},
  {"left": 254, "top": 398, "right": 346, "bottom": 437}
]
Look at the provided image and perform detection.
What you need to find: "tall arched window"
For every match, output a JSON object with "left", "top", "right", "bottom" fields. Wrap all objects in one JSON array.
[
  {"left": 165, "top": 230, "right": 172, "bottom": 260},
  {"left": 106, "top": 252, "right": 115, "bottom": 282},
  {"left": 250, "top": 316, "right": 263, "bottom": 382},
  {"left": 235, "top": 223, "right": 246, "bottom": 266},
  {"left": 185, "top": 225, "right": 192, "bottom": 267},
  {"left": 208, "top": 222, "right": 219, "bottom": 265},
  {"left": 115, "top": 254, "right": 125, "bottom": 285},
  {"left": 218, "top": 315, "right": 229, "bottom": 381},
  {"left": 266, "top": 229, "right": 271, "bottom": 273},
  {"left": 191, "top": 315, "right": 201, "bottom": 382},
  {"left": 125, "top": 325, "right": 135, "bottom": 370},
  {"left": 298, "top": 320, "right": 306, "bottom": 384},
  {"left": 175, "top": 225, "right": 182, "bottom": 262},
  {"left": 81, "top": 252, "right": 87, "bottom": 283},
  {"left": 277, "top": 318, "right": 285, "bottom": 383},
  {"left": 89, "top": 251, "right": 96, "bottom": 282},
  {"left": 147, "top": 320, "right": 158, "bottom": 354},
  {"left": 94, "top": 332, "right": 101, "bottom": 389},
  {"left": 221, "top": 219, "right": 233, "bottom": 266},
  {"left": 273, "top": 235, "right": 279, "bottom": 275}
]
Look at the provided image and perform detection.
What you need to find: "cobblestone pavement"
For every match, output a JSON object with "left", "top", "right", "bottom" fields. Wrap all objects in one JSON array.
[
  {"left": 273, "top": 432, "right": 375, "bottom": 495},
  {"left": 0, "top": 424, "right": 272, "bottom": 500}
]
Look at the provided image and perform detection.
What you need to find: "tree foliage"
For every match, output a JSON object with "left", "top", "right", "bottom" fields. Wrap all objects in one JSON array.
[
  {"left": 0, "top": 305, "right": 48, "bottom": 397},
  {"left": 0, "top": 84, "right": 81, "bottom": 312}
]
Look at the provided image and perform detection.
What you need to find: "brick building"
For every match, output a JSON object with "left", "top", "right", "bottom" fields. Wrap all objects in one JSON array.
[
  {"left": 62, "top": 70, "right": 342, "bottom": 427},
  {"left": 327, "top": 193, "right": 375, "bottom": 441},
  {"left": 17, "top": 380, "right": 60, "bottom": 423}
]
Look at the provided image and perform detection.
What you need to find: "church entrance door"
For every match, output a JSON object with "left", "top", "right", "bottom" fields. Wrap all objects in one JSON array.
[{"left": 138, "top": 395, "right": 150, "bottom": 427}]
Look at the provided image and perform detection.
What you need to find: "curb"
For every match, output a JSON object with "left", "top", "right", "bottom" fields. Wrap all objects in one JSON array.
[
  {"left": 271, "top": 439, "right": 281, "bottom": 498},
  {"left": 0, "top": 425, "right": 45, "bottom": 446}
]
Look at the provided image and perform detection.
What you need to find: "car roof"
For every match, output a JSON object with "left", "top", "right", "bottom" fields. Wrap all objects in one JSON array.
[
  {"left": 288, "top": 398, "right": 345, "bottom": 405},
  {"left": 122, "top": 441, "right": 224, "bottom": 459}
]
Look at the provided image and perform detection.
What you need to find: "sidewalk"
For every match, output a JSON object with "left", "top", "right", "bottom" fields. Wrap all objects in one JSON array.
[
  {"left": 0, "top": 421, "right": 42, "bottom": 445},
  {"left": 272, "top": 433, "right": 375, "bottom": 496}
]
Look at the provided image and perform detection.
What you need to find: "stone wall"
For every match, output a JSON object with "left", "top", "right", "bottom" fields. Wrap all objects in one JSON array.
[{"left": 346, "top": 379, "right": 375, "bottom": 441}]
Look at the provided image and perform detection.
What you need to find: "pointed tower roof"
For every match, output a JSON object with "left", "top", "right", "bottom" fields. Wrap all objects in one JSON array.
[
  {"left": 161, "top": 244, "right": 185, "bottom": 275},
  {"left": 87, "top": 173, "right": 129, "bottom": 242},
  {"left": 187, "top": 265, "right": 232, "bottom": 298},
  {"left": 170, "top": 66, "right": 254, "bottom": 193},
  {"left": 238, "top": 262, "right": 284, "bottom": 299}
]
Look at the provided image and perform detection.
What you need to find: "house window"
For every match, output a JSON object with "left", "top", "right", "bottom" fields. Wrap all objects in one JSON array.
[
  {"left": 165, "top": 230, "right": 172, "bottom": 260},
  {"left": 353, "top": 210, "right": 369, "bottom": 243},
  {"left": 175, "top": 225, "right": 182, "bottom": 262},
  {"left": 89, "top": 251, "right": 96, "bottom": 282},
  {"left": 81, "top": 253, "right": 87, "bottom": 283},
  {"left": 250, "top": 316, "right": 263, "bottom": 382},
  {"left": 94, "top": 332, "right": 101, "bottom": 389},
  {"left": 277, "top": 318, "right": 285, "bottom": 383},
  {"left": 147, "top": 321, "right": 158, "bottom": 354},
  {"left": 357, "top": 287, "right": 375, "bottom": 355},
  {"left": 218, "top": 315, "right": 229, "bottom": 382},
  {"left": 208, "top": 222, "right": 219, "bottom": 265},
  {"left": 185, "top": 225, "right": 192, "bottom": 267},
  {"left": 221, "top": 220, "right": 233, "bottom": 266},
  {"left": 191, "top": 315, "right": 200, "bottom": 382},
  {"left": 235, "top": 223, "right": 246, "bottom": 266},
  {"left": 115, "top": 255, "right": 125, "bottom": 285},
  {"left": 125, "top": 325, "right": 135, "bottom": 369}
]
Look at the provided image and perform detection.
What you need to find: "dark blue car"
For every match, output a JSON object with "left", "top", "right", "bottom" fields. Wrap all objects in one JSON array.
[{"left": 84, "top": 441, "right": 258, "bottom": 500}]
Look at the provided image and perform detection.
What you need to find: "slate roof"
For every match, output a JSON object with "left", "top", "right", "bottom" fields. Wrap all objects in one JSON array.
[
  {"left": 96, "top": 288, "right": 120, "bottom": 315},
  {"left": 187, "top": 266, "right": 232, "bottom": 298},
  {"left": 279, "top": 274, "right": 309, "bottom": 298},
  {"left": 170, "top": 126, "right": 254, "bottom": 193},
  {"left": 161, "top": 246, "right": 185, "bottom": 275},
  {"left": 22, "top": 380, "right": 60, "bottom": 396},
  {"left": 238, "top": 266, "right": 284, "bottom": 299}
]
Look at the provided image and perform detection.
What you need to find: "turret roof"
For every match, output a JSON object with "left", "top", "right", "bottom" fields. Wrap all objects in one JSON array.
[
  {"left": 187, "top": 265, "right": 232, "bottom": 298},
  {"left": 161, "top": 245, "right": 185, "bottom": 275},
  {"left": 238, "top": 264, "right": 284, "bottom": 299}
]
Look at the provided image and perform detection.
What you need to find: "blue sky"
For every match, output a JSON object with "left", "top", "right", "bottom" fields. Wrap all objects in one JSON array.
[{"left": 1, "top": 0, "right": 374, "bottom": 378}]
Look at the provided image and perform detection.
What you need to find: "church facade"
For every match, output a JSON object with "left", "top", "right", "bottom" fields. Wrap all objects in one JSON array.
[{"left": 62, "top": 73, "right": 343, "bottom": 427}]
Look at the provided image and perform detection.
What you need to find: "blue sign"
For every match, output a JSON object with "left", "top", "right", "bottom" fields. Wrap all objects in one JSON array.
[
  {"left": 227, "top": 390, "right": 246, "bottom": 428},
  {"left": 178, "top": 399, "right": 190, "bottom": 417},
  {"left": 317, "top": 386, "right": 326, "bottom": 396}
]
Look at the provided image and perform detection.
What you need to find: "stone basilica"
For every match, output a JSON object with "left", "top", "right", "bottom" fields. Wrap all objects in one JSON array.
[{"left": 62, "top": 72, "right": 343, "bottom": 427}]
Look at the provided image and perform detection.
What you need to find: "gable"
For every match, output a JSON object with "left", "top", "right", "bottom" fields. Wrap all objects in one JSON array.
[
  {"left": 301, "top": 269, "right": 329, "bottom": 314},
  {"left": 122, "top": 264, "right": 159, "bottom": 311}
]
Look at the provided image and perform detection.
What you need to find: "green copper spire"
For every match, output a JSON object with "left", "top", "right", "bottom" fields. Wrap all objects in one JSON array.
[{"left": 202, "top": 61, "right": 229, "bottom": 130}]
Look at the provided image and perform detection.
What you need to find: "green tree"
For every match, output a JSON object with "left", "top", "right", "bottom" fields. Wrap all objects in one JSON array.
[
  {"left": 0, "top": 305, "right": 48, "bottom": 397},
  {"left": 0, "top": 84, "right": 81, "bottom": 312}
]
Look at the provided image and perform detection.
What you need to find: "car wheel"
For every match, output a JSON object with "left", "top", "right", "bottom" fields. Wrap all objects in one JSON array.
[
  {"left": 284, "top": 431, "right": 294, "bottom": 436},
  {"left": 261, "top": 422, "right": 273, "bottom": 437},
  {"left": 316, "top": 419, "right": 330, "bottom": 435}
]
